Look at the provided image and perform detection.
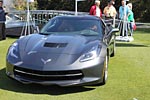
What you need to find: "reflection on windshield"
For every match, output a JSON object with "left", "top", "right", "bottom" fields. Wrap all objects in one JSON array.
[{"left": 41, "top": 17, "right": 103, "bottom": 36}]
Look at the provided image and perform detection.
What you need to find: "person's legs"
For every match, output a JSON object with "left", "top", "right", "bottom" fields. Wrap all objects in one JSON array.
[
  {"left": 2, "top": 23, "right": 6, "bottom": 40},
  {"left": 130, "top": 22, "right": 133, "bottom": 36},
  {"left": 124, "top": 22, "right": 128, "bottom": 36},
  {"left": 0, "top": 23, "right": 3, "bottom": 40},
  {"left": 127, "top": 22, "right": 131, "bottom": 36},
  {"left": 121, "top": 21, "right": 128, "bottom": 36},
  {"left": 119, "top": 21, "right": 123, "bottom": 36}
]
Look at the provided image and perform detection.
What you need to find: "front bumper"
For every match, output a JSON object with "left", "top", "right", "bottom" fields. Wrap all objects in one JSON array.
[{"left": 6, "top": 57, "right": 105, "bottom": 86}]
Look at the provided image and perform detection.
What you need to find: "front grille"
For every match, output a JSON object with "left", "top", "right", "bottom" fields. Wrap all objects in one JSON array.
[
  {"left": 44, "top": 42, "right": 68, "bottom": 48},
  {"left": 14, "top": 66, "right": 84, "bottom": 81}
]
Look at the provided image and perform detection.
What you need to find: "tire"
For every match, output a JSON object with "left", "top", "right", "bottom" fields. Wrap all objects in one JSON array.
[
  {"left": 101, "top": 55, "right": 109, "bottom": 85},
  {"left": 110, "top": 38, "right": 116, "bottom": 57},
  {"left": 92, "top": 55, "right": 109, "bottom": 86}
]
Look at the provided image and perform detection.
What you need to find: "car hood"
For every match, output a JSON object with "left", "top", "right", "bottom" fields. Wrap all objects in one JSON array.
[
  {"left": 20, "top": 34, "right": 100, "bottom": 55},
  {"left": 16, "top": 34, "right": 101, "bottom": 70}
]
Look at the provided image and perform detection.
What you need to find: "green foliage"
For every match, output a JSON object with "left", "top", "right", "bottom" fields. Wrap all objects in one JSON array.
[
  {"left": 36, "top": 0, "right": 150, "bottom": 22},
  {"left": 37, "top": 0, "right": 75, "bottom": 11},
  {"left": 9, "top": 0, "right": 150, "bottom": 22},
  {"left": 126, "top": 0, "right": 150, "bottom": 22},
  {"left": 13, "top": 0, "right": 38, "bottom": 10}
]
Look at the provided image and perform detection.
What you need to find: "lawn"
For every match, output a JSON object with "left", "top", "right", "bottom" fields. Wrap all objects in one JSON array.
[{"left": 0, "top": 29, "right": 150, "bottom": 100}]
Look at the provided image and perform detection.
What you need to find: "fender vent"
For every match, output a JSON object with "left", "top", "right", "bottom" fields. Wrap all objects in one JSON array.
[{"left": 44, "top": 42, "right": 68, "bottom": 48}]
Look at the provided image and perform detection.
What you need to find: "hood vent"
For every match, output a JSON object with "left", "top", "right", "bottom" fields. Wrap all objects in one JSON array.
[{"left": 44, "top": 42, "right": 68, "bottom": 48}]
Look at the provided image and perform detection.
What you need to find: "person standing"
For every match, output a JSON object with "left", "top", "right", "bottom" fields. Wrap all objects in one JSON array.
[
  {"left": 127, "top": 3, "right": 135, "bottom": 36},
  {"left": 119, "top": 0, "right": 130, "bottom": 36},
  {"left": 103, "top": 0, "right": 117, "bottom": 20},
  {"left": 0, "top": 0, "right": 6, "bottom": 40},
  {"left": 103, "top": 0, "right": 117, "bottom": 27},
  {"left": 89, "top": 0, "right": 102, "bottom": 18}
]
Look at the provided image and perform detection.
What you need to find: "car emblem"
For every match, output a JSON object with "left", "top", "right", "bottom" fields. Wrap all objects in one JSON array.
[{"left": 41, "top": 58, "right": 52, "bottom": 65}]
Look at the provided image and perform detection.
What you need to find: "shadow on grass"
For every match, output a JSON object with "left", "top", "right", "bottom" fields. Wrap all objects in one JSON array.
[
  {"left": 0, "top": 68, "right": 95, "bottom": 95},
  {"left": 116, "top": 42, "right": 148, "bottom": 47}
]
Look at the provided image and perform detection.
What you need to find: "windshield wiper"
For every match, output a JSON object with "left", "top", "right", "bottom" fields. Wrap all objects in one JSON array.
[{"left": 39, "top": 32, "right": 51, "bottom": 35}]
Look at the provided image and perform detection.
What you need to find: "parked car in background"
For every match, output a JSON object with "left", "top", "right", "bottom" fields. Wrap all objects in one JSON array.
[
  {"left": 6, "top": 15, "right": 118, "bottom": 86},
  {"left": 6, "top": 13, "right": 22, "bottom": 21},
  {"left": 5, "top": 14, "right": 36, "bottom": 36}
]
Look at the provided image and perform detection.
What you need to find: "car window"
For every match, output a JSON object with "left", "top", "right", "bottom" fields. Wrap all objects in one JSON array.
[{"left": 40, "top": 17, "right": 104, "bottom": 37}]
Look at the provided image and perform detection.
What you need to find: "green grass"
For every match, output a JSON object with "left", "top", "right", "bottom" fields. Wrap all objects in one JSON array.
[{"left": 0, "top": 30, "right": 150, "bottom": 100}]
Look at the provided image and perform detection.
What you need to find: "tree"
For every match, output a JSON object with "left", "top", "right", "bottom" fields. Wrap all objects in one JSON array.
[
  {"left": 31, "top": 0, "right": 150, "bottom": 22},
  {"left": 131, "top": 0, "right": 150, "bottom": 22},
  {"left": 13, "top": 0, "right": 38, "bottom": 10},
  {"left": 13, "top": 0, "right": 26, "bottom": 10}
]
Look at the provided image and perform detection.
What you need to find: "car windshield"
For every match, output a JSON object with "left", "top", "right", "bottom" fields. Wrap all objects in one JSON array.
[{"left": 40, "top": 17, "right": 103, "bottom": 37}]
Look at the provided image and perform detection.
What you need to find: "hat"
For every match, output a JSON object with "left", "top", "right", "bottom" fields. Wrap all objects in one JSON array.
[
  {"left": 95, "top": 0, "right": 100, "bottom": 3},
  {"left": 108, "top": 0, "right": 115, "bottom": 5}
]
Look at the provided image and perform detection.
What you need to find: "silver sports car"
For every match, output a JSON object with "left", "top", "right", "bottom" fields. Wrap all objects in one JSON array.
[{"left": 6, "top": 15, "right": 118, "bottom": 86}]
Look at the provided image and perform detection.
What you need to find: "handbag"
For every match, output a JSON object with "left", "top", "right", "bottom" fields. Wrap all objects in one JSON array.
[
  {"left": 131, "top": 22, "right": 136, "bottom": 30},
  {"left": 133, "top": 23, "right": 136, "bottom": 30}
]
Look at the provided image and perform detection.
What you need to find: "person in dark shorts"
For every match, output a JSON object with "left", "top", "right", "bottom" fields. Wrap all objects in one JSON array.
[{"left": 0, "top": 1, "right": 6, "bottom": 40}]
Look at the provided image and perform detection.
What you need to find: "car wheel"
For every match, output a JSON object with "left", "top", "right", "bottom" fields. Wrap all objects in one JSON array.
[
  {"left": 110, "top": 38, "right": 116, "bottom": 57},
  {"left": 101, "top": 55, "right": 109, "bottom": 85},
  {"left": 92, "top": 55, "right": 109, "bottom": 86}
]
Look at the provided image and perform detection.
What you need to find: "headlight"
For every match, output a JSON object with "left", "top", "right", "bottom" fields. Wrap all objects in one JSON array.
[
  {"left": 8, "top": 42, "right": 19, "bottom": 59},
  {"left": 80, "top": 45, "right": 101, "bottom": 62}
]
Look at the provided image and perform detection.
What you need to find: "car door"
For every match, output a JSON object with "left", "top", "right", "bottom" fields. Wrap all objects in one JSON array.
[{"left": 102, "top": 20, "right": 116, "bottom": 57}]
